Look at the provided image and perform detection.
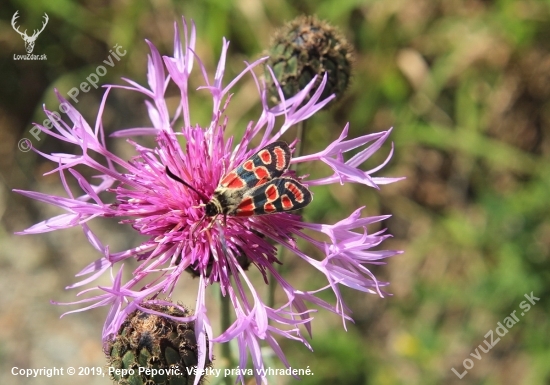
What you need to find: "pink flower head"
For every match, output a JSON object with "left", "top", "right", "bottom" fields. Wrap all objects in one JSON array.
[{"left": 15, "top": 17, "right": 403, "bottom": 384}]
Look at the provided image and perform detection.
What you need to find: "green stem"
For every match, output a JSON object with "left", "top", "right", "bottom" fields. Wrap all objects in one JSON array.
[
  {"left": 292, "top": 120, "right": 307, "bottom": 171},
  {"left": 268, "top": 246, "right": 284, "bottom": 309},
  {"left": 220, "top": 291, "right": 234, "bottom": 385}
]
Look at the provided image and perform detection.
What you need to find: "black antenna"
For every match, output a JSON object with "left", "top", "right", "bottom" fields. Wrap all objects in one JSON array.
[{"left": 165, "top": 166, "right": 209, "bottom": 202}]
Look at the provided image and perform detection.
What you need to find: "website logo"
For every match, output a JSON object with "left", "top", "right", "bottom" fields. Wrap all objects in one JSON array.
[{"left": 11, "top": 11, "right": 48, "bottom": 55}]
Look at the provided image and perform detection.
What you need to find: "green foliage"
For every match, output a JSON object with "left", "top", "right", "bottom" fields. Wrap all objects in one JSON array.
[{"left": 3, "top": 0, "right": 550, "bottom": 384}]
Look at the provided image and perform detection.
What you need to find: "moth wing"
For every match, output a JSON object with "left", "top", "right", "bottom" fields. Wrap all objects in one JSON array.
[
  {"left": 235, "top": 177, "right": 312, "bottom": 217},
  {"left": 219, "top": 141, "right": 291, "bottom": 190}
]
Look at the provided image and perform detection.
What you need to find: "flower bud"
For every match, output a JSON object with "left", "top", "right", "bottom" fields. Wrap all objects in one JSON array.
[
  {"left": 105, "top": 302, "right": 212, "bottom": 385},
  {"left": 266, "top": 15, "right": 354, "bottom": 108}
]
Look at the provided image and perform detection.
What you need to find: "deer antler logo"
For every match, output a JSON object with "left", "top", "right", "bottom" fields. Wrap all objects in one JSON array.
[{"left": 11, "top": 11, "right": 49, "bottom": 54}]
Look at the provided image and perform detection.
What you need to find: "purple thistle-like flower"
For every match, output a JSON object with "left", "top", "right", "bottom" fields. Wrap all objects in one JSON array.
[{"left": 15, "top": 17, "right": 403, "bottom": 384}]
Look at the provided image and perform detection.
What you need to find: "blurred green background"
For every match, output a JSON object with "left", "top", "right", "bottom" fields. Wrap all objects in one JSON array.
[{"left": 1, "top": 0, "right": 550, "bottom": 384}]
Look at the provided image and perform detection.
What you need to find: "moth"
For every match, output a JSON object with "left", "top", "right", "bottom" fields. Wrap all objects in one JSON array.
[{"left": 166, "top": 141, "right": 312, "bottom": 220}]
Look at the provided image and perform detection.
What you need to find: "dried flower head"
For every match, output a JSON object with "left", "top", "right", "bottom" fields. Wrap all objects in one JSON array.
[
  {"left": 15, "top": 17, "right": 401, "bottom": 384},
  {"left": 106, "top": 301, "right": 211, "bottom": 385},
  {"left": 265, "top": 15, "right": 354, "bottom": 107}
]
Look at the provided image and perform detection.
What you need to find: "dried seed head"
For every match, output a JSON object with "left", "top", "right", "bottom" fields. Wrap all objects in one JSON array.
[
  {"left": 265, "top": 15, "right": 354, "bottom": 108},
  {"left": 105, "top": 303, "right": 212, "bottom": 385}
]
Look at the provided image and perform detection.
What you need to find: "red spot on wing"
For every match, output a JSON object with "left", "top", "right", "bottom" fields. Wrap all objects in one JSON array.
[
  {"left": 273, "top": 146, "right": 287, "bottom": 170},
  {"left": 264, "top": 202, "right": 276, "bottom": 213},
  {"left": 255, "top": 177, "right": 269, "bottom": 187},
  {"left": 254, "top": 166, "right": 269, "bottom": 181},
  {"left": 243, "top": 160, "right": 255, "bottom": 172},
  {"left": 265, "top": 184, "right": 279, "bottom": 202},
  {"left": 285, "top": 181, "right": 305, "bottom": 202},
  {"left": 236, "top": 210, "right": 255, "bottom": 217},
  {"left": 221, "top": 171, "right": 246, "bottom": 188},
  {"left": 236, "top": 197, "right": 255, "bottom": 216},
  {"left": 259, "top": 150, "right": 272, "bottom": 164},
  {"left": 281, "top": 194, "right": 293, "bottom": 209}
]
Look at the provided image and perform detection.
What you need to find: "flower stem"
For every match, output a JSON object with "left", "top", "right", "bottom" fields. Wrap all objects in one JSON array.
[
  {"left": 220, "top": 292, "right": 234, "bottom": 384},
  {"left": 292, "top": 120, "right": 307, "bottom": 169}
]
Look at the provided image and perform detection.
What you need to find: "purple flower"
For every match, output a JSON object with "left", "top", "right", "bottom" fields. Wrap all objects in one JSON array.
[{"left": 15, "top": 17, "right": 403, "bottom": 384}]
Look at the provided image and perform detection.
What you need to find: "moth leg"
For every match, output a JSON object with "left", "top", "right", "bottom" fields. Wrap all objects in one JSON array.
[
  {"left": 199, "top": 214, "right": 219, "bottom": 232},
  {"left": 190, "top": 215, "right": 207, "bottom": 238}
]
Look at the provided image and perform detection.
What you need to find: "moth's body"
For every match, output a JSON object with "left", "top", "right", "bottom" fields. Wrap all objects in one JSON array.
[
  {"left": 167, "top": 141, "right": 312, "bottom": 220},
  {"left": 205, "top": 188, "right": 245, "bottom": 216}
]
